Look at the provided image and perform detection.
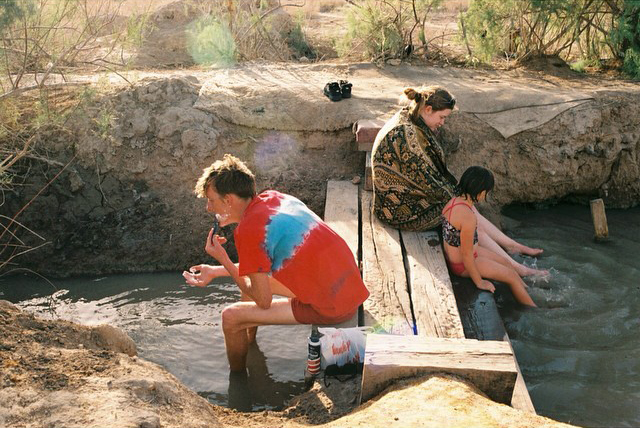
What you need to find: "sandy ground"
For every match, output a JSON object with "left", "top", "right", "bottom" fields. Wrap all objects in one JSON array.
[{"left": 0, "top": 300, "right": 575, "bottom": 427}]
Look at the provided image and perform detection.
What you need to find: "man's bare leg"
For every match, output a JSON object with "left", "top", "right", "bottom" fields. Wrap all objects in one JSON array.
[
  {"left": 222, "top": 299, "right": 299, "bottom": 371},
  {"left": 240, "top": 292, "right": 258, "bottom": 343},
  {"left": 240, "top": 277, "right": 296, "bottom": 344}
]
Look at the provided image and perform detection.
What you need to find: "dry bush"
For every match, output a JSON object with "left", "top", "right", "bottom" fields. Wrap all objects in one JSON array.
[
  {"left": 442, "top": 0, "right": 469, "bottom": 13},
  {"left": 293, "top": 0, "right": 346, "bottom": 17},
  {"left": 0, "top": 86, "right": 89, "bottom": 274},
  {"left": 338, "top": 0, "right": 444, "bottom": 60},
  {"left": 0, "top": 0, "right": 150, "bottom": 98},
  {"left": 180, "top": 0, "right": 314, "bottom": 63}
]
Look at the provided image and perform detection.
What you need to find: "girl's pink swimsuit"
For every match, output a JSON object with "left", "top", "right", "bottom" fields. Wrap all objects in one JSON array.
[{"left": 442, "top": 199, "right": 477, "bottom": 275}]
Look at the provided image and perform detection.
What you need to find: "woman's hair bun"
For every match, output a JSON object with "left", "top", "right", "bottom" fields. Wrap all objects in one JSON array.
[{"left": 404, "top": 88, "right": 418, "bottom": 100}]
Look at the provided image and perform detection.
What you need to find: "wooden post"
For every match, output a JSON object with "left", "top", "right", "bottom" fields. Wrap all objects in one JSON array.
[{"left": 590, "top": 198, "right": 609, "bottom": 241}]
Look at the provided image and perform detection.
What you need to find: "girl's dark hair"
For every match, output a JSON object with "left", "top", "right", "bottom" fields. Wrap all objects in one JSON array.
[{"left": 457, "top": 166, "right": 494, "bottom": 202}]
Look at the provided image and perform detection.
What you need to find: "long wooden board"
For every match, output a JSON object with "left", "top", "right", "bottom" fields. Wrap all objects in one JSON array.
[
  {"left": 360, "top": 192, "right": 413, "bottom": 335},
  {"left": 324, "top": 180, "right": 359, "bottom": 262},
  {"left": 402, "top": 230, "right": 465, "bottom": 339},
  {"left": 504, "top": 332, "right": 536, "bottom": 413},
  {"left": 321, "top": 180, "right": 360, "bottom": 328},
  {"left": 451, "top": 277, "right": 536, "bottom": 413},
  {"left": 364, "top": 151, "right": 372, "bottom": 191},
  {"left": 360, "top": 334, "right": 518, "bottom": 404}
]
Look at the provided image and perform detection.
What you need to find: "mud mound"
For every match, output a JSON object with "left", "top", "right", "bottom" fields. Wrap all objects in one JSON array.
[{"left": 0, "top": 300, "right": 223, "bottom": 427}]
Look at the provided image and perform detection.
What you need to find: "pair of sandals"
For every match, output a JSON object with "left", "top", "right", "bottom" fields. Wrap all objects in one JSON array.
[{"left": 323, "top": 80, "right": 352, "bottom": 102}]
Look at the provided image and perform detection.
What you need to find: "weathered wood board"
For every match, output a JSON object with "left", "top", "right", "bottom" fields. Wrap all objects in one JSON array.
[
  {"left": 360, "top": 334, "right": 518, "bottom": 405},
  {"left": 364, "top": 151, "right": 372, "bottom": 191},
  {"left": 321, "top": 180, "right": 360, "bottom": 328},
  {"left": 324, "top": 180, "right": 359, "bottom": 262},
  {"left": 361, "top": 192, "right": 414, "bottom": 335},
  {"left": 401, "top": 230, "right": 465, "bottom": 338},
  {"left": 503, "top": 332, "right": 536, "bottom": 413},
  {"left": 451, "top": 276, "right": 536, "bottom": 414}
]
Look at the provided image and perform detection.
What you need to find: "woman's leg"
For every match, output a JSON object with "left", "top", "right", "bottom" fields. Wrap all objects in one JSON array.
[
  {"left": 474, "top": 209, "right": 543, "bottom": 256},
  {"left": 477, "top": 228, "right": 548, "bottom": 277},
  {"left": 468, "top": 256, "right": 537, "bottom": 307}
]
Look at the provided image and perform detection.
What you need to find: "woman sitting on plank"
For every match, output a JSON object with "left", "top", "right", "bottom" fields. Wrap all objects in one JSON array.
[{"left": 371, "top": 85, "right": 545, "bottom": 277}]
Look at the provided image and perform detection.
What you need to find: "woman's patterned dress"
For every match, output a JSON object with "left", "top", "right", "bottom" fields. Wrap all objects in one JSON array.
[{"left": 372, "top": 108, "right": 458, "bottom": 231}]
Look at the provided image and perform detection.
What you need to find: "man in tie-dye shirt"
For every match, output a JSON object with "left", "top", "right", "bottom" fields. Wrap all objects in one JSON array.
[{"left": 183, "top": 154, "right": 369, "bottom": 371}]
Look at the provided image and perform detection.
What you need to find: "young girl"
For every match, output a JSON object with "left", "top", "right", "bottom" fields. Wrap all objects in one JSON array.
[{"left": 442, "top": 166, "right": 537, "bottom": 307}]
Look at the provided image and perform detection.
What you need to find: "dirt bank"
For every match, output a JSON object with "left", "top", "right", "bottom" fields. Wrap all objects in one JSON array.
[
  {"left": 6, "top": 62, "right": 640, "bottom": 277},
  {"left": 0, "top": 301, "right": 573, "bottom": 427}
]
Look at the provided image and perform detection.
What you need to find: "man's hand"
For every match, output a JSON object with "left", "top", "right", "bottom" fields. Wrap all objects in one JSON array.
[
  {"left": 205, "top": 228, "right": 229, "bottom": 263},
  {"left": 182, "top": 264, "right": 228, "bottom": 287}
]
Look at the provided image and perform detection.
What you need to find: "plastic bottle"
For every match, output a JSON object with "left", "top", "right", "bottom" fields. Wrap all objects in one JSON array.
[{"left": 304, "top": 326, "right": 321, "bottom": 388}]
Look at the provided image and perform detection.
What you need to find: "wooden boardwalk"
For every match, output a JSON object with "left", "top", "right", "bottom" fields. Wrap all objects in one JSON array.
[{"left": 323, "top": 179, "right": 535, "bottom": 413}]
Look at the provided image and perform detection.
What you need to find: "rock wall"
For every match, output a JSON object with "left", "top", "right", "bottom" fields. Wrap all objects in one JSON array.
[
  {"left": 442, "top": 91, "right": 640, "bottom": 208},
  {"left": 5, "top": 73, "right": 640, "bottom": 277},
  {"left": 6, "top": 76, "right": 361, "bottom": 276}
]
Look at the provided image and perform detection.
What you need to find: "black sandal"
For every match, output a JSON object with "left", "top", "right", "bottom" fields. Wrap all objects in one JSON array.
[
  {"left": 339, "top": 80, "right": 352, "bottom": 98},
  {"left": 323, "top": 82, "right": 342, "bottom": 102}
]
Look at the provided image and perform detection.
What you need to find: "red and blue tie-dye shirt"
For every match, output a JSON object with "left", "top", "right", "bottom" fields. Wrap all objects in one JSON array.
[{"left": 235, "top": 190, "right": 369, "bottom": 318}]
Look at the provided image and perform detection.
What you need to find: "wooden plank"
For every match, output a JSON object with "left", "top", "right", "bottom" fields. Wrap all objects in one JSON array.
[
  {"left": 590, "top": 198, "right": 609, "bottom": 241},
  {"left": 318, "top": 180, "right": 360, "bottom": 328},
  {"left": 364, "top": 151, "right": 372, "bottom": 192},
  {"left": 360, "top": 334, "right": 517, "bottom": 404},
  {"left": 360, "top": 192, "right": 414, "bottom": 335},
  {"left": 504, "top": 332, "right": 536, "bottom": 413},
  {"left": 402, "top": 230, "right": 465, "bottom": 339},
  {"left": 451, "top": 276, "right": 506, "bottom": 341},
  {"left": 324, "top": 180, "right": 359, "bottom": 262},
  {"left": 451, "top": 277, "right": 536, "bottom": 413}
]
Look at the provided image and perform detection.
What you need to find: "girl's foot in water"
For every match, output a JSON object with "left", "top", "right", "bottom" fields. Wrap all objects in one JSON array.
[
  {"left": 509, "top": 243, "right": 544, "bottom": 257},
  {"left": 515, "top": 263, "right": 549, "bottom": 278}
]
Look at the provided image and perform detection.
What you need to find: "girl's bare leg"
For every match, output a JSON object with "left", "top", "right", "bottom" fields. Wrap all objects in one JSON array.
[
  {"left": 466, "top": 256, "right": 537, "bottom": 307},
  {"left": 477, "top": 229, "right": 548, "bottom": 277},
  {"left": 474, "top": 209, "right": 543, "bottom": 256}
]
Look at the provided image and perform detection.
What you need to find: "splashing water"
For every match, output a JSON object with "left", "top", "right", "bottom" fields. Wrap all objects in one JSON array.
[{"left": 499, "top": 204, "right": 640, "bottom": 427}]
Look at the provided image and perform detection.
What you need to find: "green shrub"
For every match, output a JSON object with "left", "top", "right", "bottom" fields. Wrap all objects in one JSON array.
[
  {"left": 460, "top": 0, "right": 618, "bottom": 64},
  {"left": 186, "top": 16, "right": 236, "bottom": 66},
  {"left": 338, "top": 0, "right": 441, "bottom": 60},
  {"left": 609, "top": 3, "right": 640, "bottom": 79},
  {"left": 285, "top": 13, "right": 315, "bottom": 59},
  {"left": 622, "top": 48, "right": 640, "bottom": 79}
]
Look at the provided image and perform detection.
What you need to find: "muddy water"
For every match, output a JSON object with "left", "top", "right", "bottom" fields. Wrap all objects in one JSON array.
[
  {"left": 501, "top": 204, "right": 640, "bottom": 427},
  {"left": 2, "top": 203, "right": 639, "bottom": 423},
  {"left": 0, "top": 273, "right": 308, "bottom": 411}
]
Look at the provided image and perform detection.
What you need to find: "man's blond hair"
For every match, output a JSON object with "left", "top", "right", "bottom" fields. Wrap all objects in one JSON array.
[{"left": 194, "top": 154, "right": 256, "bottom": 198}]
